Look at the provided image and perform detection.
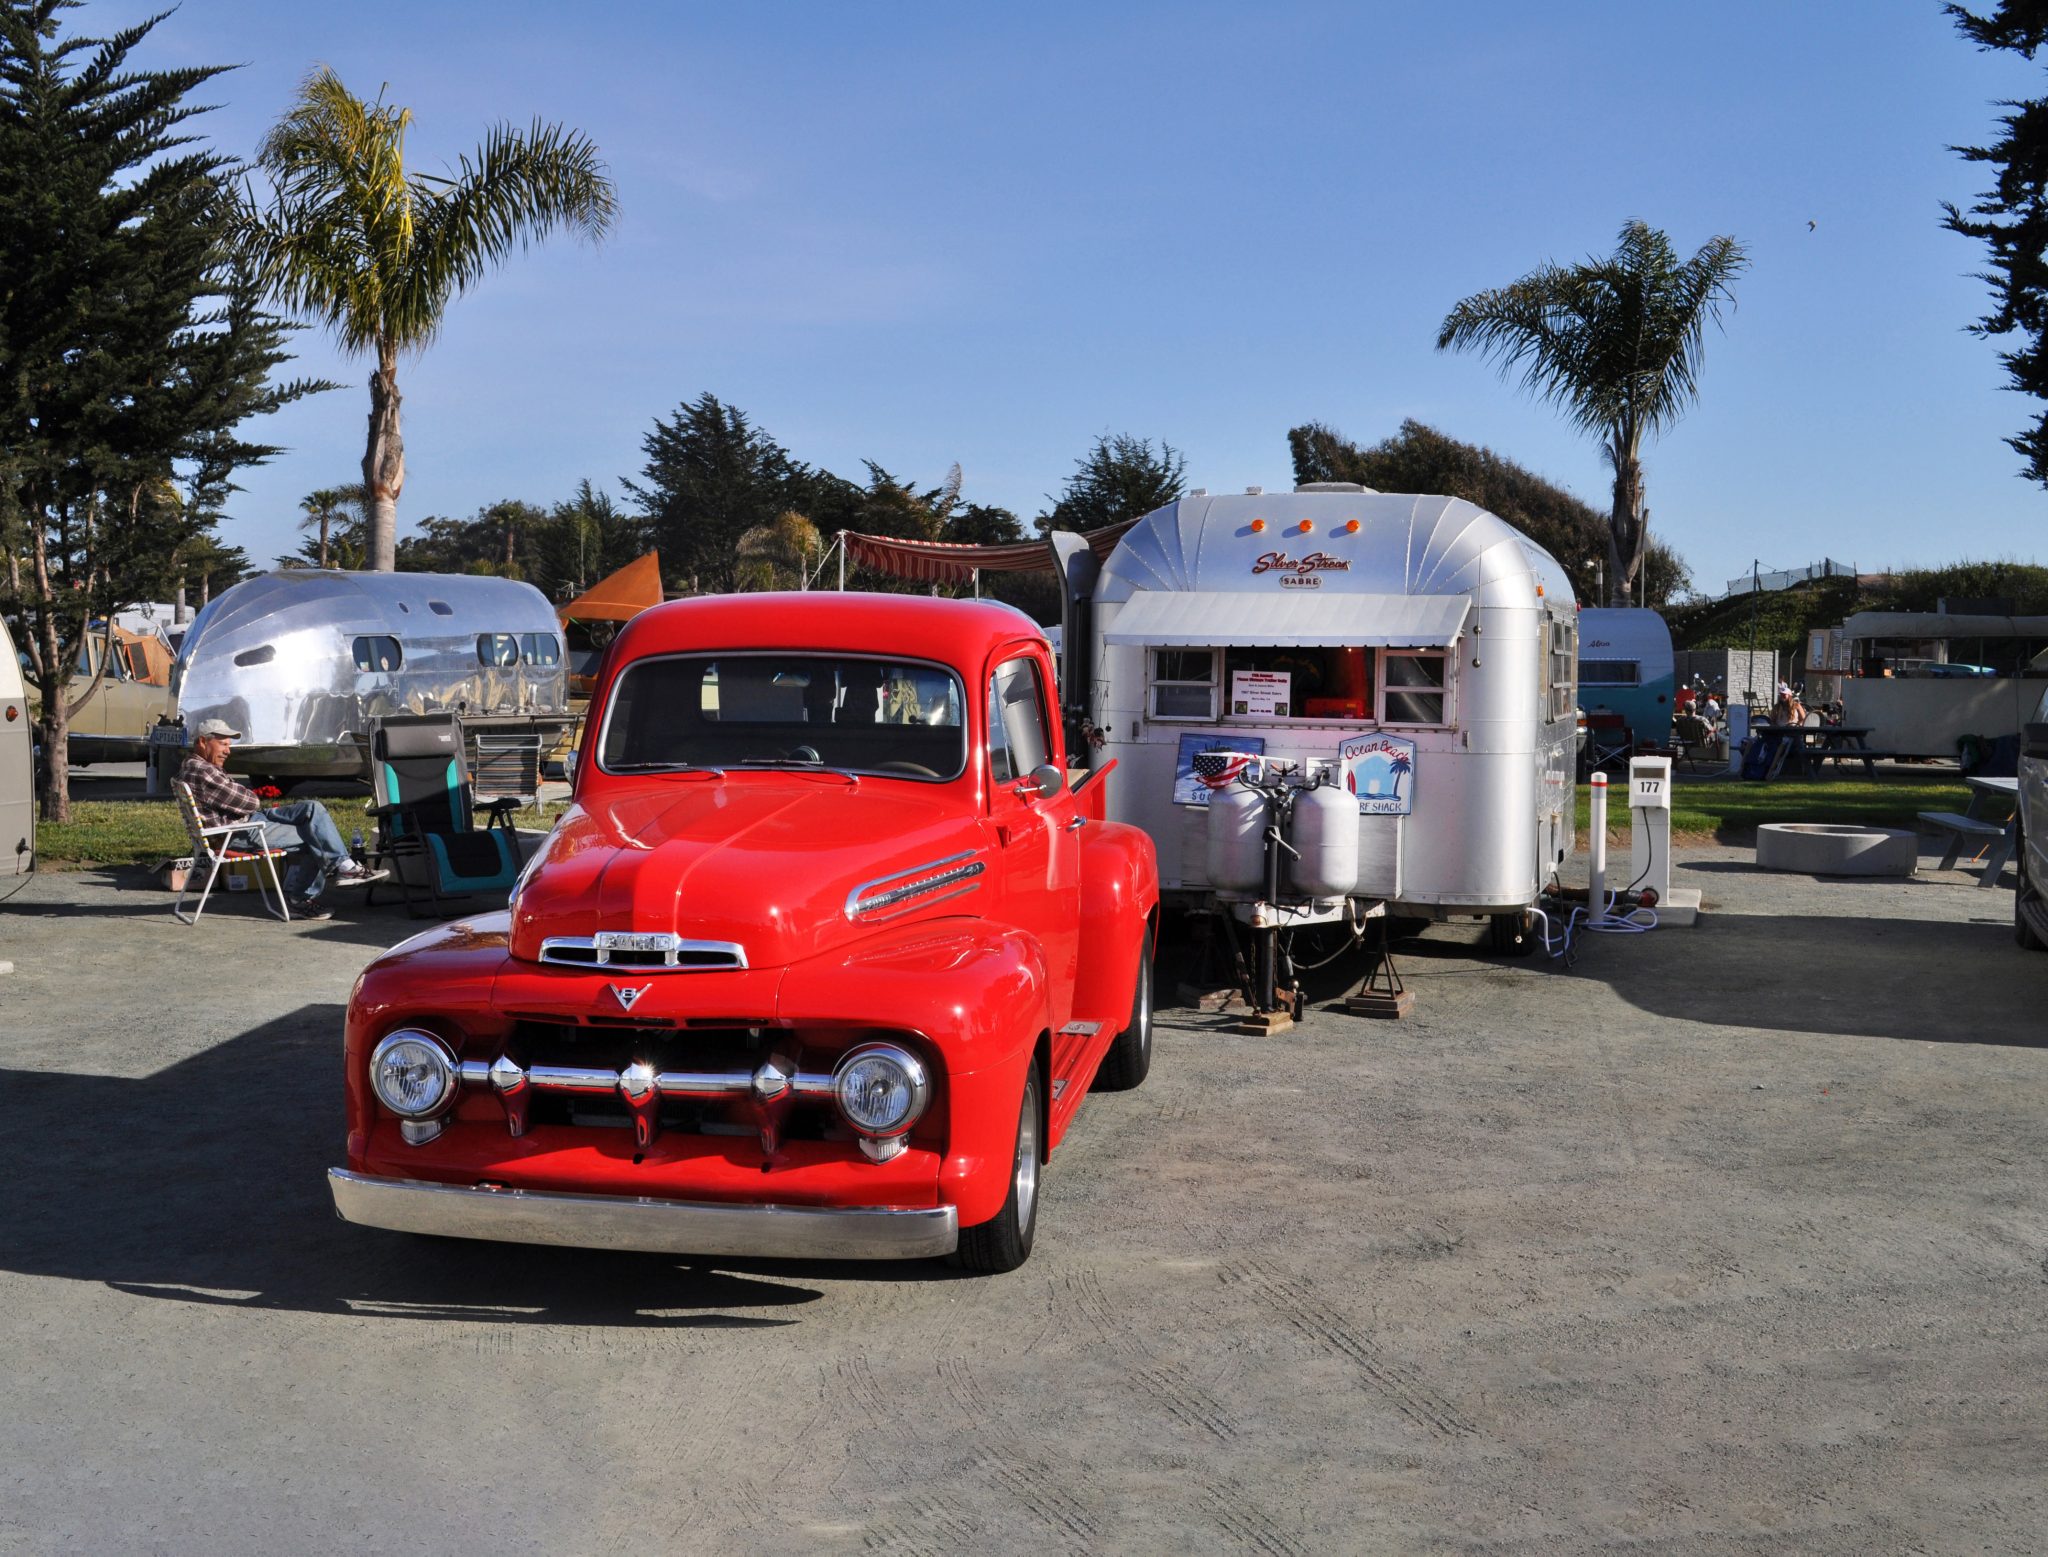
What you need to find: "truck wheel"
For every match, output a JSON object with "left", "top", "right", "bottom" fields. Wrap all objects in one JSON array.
[
  {"left": 2018, "top": 822, "right": 2045, "bottom": 952},
  {"left": 1092, "top": 925, "right": 1154, "bottom": 1092},
  {"left": 1487, "top": 910, "right": 1536, "bottom": 957},
  {"left": 952, "top": 1063, "right": 1041, "bottom": 1274}
]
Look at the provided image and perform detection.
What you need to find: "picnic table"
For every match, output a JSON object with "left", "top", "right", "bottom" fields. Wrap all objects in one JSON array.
[
  {"left": 1755, "top": 724, "right": 1885, "bottom": 779},
  {"left": 1919, "top": 775, "right": 2018, "bottom": 888}
]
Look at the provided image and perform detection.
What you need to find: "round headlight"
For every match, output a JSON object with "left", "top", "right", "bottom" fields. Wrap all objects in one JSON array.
[
  {"left": 833, "top": 1043, "right": 930, "bottom": 1138},
  {"left": 370, "top": 1030, "right": 458, "bottom": 1119}
]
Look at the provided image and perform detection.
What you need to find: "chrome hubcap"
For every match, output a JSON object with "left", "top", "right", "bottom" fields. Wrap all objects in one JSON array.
[{"left": 1014, "top": 1082, "right": 1039, "bottom": 1229}]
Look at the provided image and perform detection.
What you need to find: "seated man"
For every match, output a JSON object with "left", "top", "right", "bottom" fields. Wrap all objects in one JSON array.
[{"left": 178, "top": 718, "right": 385, "bottom": 919}]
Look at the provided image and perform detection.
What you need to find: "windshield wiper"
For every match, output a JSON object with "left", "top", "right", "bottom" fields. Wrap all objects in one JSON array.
[
  {"left": 730, "top": 759, "right": 860, "bottom": 784},
  {"left": 606, "top": 762, "right": 725, "bottom": 776}
]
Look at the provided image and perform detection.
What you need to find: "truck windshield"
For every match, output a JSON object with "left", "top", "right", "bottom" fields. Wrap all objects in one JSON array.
[{"left": 599, "top": 653, "right": 968, "bottom": 781}]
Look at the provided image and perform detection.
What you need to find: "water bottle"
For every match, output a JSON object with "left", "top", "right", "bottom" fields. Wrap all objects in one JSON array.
[{"left": 350, "top": 826, "right": 365, "bottom": 862}]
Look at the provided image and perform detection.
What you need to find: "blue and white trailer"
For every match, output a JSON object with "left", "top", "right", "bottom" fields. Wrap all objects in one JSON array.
[{"left": 1576, "top": 608, "right": 1675, "bottom": 750}]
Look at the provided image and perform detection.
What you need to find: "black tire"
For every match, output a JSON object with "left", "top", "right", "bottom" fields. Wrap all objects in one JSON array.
[
  {"left": 951, "top": 1062, "right": 1042, "bottom": 1274},
  {"left": 2018, "top": 821, "right": 2045, "bottom": 952},
  {"left": 1488, "top": 910, "right": 1536, "bottom": 958},
  {"left": 1092, "top": 925, "right": 1154, "bottom": 1092}
]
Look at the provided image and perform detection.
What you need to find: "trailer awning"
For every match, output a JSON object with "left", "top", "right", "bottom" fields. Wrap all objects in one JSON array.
[{"left": 1102, "top": 591, "right": 1472, "bottom": 648}]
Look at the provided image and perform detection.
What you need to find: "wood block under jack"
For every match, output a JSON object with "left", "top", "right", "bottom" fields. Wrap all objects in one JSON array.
[
  {"left": 1179, "top": 983, "right": 1250, "bottom": 1015},
  {"left": 1234, "top": 1007, "right": 1295, "bottom": 1036},
  {"left": 1343, "top": 988, "right": 1414, "bottom": 1019}
]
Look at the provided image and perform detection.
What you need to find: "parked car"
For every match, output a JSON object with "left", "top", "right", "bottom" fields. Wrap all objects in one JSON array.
[
  {"left": 329, "top": 593, "right": 1161, "bottom": 1272},
  {"left": 2017, "top": 685, "right": 2048, "bottom": 951}
]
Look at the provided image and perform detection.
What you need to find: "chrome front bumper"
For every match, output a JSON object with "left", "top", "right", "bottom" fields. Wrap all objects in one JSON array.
[{"left": 328, "top": 1169, "right": 959, "bottom": 1260}]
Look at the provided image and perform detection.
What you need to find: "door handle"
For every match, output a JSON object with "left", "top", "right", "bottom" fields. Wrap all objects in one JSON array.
[{"left": 1065, "top": 816, "right": 1086, "bottom": 832}]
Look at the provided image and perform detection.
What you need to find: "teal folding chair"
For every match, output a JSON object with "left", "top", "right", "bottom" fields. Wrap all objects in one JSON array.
[{"left": 367, "top": 714, "right": 521, "bottom": 916}]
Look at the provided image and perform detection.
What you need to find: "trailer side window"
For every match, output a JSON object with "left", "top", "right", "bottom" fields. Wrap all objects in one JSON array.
[
  {"left": 352, "top": 636, "right": 402, "bottom": 673},
  {"left": 520, "top": 632, "right": 561, "bottom": 667},
  {"left": 1547, "top": 620, "right": 1577, "bottom": 721},
  {"left": 477, "top": 633, "right": 520, "bottom": 668},
  {"left": 1579, "top": 660, "right": 1639, "bottom": 686},
  {"left": 1381, "top": 651, "right": 1449, "bottom": 726},
  {"left": 1150, "top": 649, "right": 1218, "bottom": 719}
]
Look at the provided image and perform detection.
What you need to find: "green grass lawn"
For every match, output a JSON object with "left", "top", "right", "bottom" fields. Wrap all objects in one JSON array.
[
  {"left": 1575, "top": 770, "right": 1975, "bottom": 843},
  {"left": 34, "top": 796, "right": 567, "bottom": 871}
]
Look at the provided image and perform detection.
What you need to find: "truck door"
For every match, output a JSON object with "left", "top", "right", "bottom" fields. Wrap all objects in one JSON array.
[{"left": 985, "top": 650, "right": 1081, "bottom": 1038}]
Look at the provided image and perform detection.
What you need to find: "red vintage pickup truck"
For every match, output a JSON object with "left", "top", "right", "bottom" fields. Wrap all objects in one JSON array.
[{"left": 329, "top": 594, "right": 1159, "bottom": 1272}]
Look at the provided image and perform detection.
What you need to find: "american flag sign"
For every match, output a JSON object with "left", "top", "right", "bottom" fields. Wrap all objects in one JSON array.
[{"left": 1192, "top": 749, "right": 1260, "bottom": 790}]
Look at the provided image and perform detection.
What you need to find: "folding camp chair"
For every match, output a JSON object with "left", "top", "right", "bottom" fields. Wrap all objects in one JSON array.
[
  {"left": 171, "top": 780, "right": 292, "bottom": 924},
  {"left": 365, "top": 713, "right": 522, "bottom": 917},
  {"left": 1671, "top": 713, "right": 1718, "bottom": 774},
  {"left": 1583, "top": 712, "right": 1633, "bottom": 775}
]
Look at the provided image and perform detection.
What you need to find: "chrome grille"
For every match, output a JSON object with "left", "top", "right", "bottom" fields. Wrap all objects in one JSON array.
[{"left": 538, "top": 931, "right": 747, "bottom": 971}]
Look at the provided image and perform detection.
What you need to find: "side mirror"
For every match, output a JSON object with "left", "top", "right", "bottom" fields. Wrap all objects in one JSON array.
[{"left": 1025, "top": 762, "right": 1063, "bottom": 800}]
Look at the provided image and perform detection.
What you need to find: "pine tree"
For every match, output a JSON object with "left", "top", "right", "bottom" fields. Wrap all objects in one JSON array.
[
  {"left": 0, "top": 1, "right": 328, "bottom": 820},
  {"left": 1944, "top": 2, "right": 2048, "bottom": 484}
]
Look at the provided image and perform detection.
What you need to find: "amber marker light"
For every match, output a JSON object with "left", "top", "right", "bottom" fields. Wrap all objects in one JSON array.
[
  {"left": 1343, "top": 519, "right": 1361, "bottom": 533},
  {"left": 1250, "top": 519, "right": 1267, "bottom": 533},
  {"left": 1299, "top": 519, "right": 1314, "bottom": 533}
]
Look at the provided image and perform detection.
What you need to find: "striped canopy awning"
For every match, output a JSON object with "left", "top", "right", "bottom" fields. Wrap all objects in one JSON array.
[{"left": 842, "top": 520, "right": 1137, "bottom": 585}]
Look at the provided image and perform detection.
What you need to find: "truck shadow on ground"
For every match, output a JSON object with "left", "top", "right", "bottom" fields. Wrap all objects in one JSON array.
[{"left": 0, "top": 1003, "right": 952, "bottom": 1325}]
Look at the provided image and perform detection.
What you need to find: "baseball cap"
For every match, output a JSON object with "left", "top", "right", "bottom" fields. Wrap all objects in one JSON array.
[{"left": 193, "top": 717, "right": 242, "bottom": 740}]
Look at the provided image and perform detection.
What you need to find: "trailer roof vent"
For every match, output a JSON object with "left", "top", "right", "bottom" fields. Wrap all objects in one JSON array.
[
  {"left": 1188, "top": 488, "right": 1207, "bottom": 497},
  {"left": 1244, "top": 485, "right": 1264, "bottom": 496},
  {"left": 1295, "top": 481, "right": 1376, "bottom": 494}
]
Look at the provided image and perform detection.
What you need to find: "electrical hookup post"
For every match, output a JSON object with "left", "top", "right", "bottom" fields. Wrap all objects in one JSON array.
[{"left": 1579, "top": 758, "right": 1699, "bottom": 940}]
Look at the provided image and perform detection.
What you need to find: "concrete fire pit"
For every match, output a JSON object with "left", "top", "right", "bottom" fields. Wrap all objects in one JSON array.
[{"left": 1755, "top": 822, "right": 1918, "bottom": 877}]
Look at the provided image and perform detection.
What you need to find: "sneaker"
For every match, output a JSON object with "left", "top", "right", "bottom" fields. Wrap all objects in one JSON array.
[
  {"left": 330, "top": 861, "right": 389, "bottom": 887},
  {"left": 290, "top": 898, "right": 333, "bottom": 921}
]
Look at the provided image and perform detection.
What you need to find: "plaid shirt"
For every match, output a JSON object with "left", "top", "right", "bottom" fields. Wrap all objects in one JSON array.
[{"left": 179, "top": 754, "right": 262, "bottom": 830}]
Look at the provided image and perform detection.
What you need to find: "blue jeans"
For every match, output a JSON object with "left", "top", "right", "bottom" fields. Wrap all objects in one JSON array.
[{"left": 257, "top": 800, "right": 351, "bottom": 899}]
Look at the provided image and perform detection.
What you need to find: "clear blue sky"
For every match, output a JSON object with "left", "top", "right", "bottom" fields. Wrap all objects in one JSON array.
[{"left": 106, "top": 0, "right": 2046, "bottom": 595}]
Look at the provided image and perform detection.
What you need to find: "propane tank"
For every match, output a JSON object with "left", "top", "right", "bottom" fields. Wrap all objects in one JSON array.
[
  {"left": 1287, "top": 783, "right": 1360, "bottom": 898},
  {"left": 1204, "top": 786, "right": 1267, "bottom": 891}
]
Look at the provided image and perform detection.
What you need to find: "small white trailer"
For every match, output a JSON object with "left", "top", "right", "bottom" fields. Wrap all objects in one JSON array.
[{"left": 1075, "top": 485, "right": 1579, "bottom": 951}]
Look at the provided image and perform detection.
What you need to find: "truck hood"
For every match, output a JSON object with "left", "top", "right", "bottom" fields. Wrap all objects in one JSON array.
[{"left": 508, "top": 777, "right": 990, "bottom": 971}]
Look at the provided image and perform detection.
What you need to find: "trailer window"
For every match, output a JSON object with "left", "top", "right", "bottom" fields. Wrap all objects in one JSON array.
[
  {"left": 988, "top": 657, "right": 1051, "bottom": 782},
  {"left": 1150, "top": 649, "right": 1218, "bottom": 719},
  {"left": 352, "top": 636, "right": 402, "bottom": 673},
  {"left": 477, "top": 633, "right": 520, "bottom": 668},
  {"left": 1579, "top": 660, "right": 1639, "bottom": 686},
  {"left": 1547, "top": 619, "right": 1577, "bottom": 721},
  {"left": 520, "top": 632, "right": 561, "bottom": 667},
  {"left": 1380, "top": 651, "right": 1448, "bottom": 726},
  {"left": 1222, "top": 647, "right": 1374, "bottom": 721}
]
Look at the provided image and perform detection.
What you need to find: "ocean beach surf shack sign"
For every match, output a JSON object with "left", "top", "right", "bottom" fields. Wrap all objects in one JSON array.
[{"left": 1339, "top": 732, "right": 1416, "bottom": 816}]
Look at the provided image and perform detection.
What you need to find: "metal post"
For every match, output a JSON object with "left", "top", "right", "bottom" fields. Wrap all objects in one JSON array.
[
  {"left": 1588, "top": 771, "right": 1609, "bottom": 916},
  {"left": 837, "top": 536, "right": 846, "bottom": 592}
]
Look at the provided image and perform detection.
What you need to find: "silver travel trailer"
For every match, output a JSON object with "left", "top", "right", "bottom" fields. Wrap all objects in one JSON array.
[
  {"left": 1076, "top": 486, "right": 1579, "bottom": 946},
  {"left": 0, "top": 612, "right": 32, "bottom": 876},
  {"left": 170, "top": 570, "right": 573, "bottom": 782}
]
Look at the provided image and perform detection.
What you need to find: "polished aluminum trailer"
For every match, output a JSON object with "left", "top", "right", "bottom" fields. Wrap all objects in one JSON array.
[
  {"left": 170, "top": 570, "right": 572, "bottom": 782},
  {"left": 0, "top": 613, "right": 32, "bottom": 876},
  {"left": 1078, "top": 486, "right": 1579, "bottom": 939}
]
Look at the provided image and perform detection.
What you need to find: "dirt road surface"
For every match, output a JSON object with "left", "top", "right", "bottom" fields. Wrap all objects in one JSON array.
[{"left": 3, "top": 847, "right": 2044, "bottom": 1554}]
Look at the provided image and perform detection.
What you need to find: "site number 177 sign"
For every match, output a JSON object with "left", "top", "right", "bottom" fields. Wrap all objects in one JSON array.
[{"left": 1339, "top": 733, "right": 1416, "bottom": 816}]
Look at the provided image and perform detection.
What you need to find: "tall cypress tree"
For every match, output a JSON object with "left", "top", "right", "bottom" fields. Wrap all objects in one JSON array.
[
  {"left": 1944, "top": 3, "right": 2048, "bottom": 485},
  {"left": 0, "top": 1, "right": 327, "bottom": 820}
]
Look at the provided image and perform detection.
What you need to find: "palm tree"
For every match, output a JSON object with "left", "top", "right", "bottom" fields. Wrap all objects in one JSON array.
[
  {"left": 1437, "top": 221, "right": 1746, "bottom": 606},
  {"left": 244, "top": 68, "right": 617, "bottom": 571},
  {"left": 297, "top": 484, "right": 363, "bottom": 569}
]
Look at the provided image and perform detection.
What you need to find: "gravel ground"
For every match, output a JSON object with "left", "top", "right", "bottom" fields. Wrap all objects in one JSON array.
[{"left": 1, "top": 844, "right": 2044, "bottom": 1555}]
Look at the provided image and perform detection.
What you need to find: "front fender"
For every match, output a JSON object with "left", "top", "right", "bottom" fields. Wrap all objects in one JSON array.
[{"left": 778, "top": 918, "right": 1049, "bottom": 1228}]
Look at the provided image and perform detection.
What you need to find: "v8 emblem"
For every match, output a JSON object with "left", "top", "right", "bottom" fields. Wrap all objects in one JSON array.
[{"left": 609, "top": 983, "right": 652, "bottom": 1012}]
